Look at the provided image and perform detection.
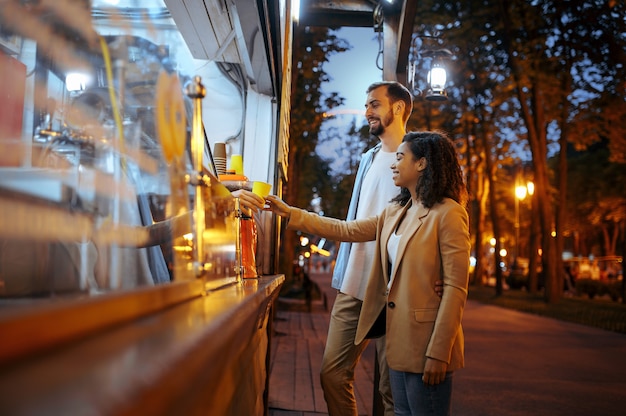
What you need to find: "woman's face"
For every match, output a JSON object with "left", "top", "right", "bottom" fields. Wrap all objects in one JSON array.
[{"left": 391, "top": 142, "right": 422, "bottom": 189}]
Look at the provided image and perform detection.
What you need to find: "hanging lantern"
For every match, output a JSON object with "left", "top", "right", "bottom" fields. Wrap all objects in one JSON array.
[
  {"left": 426, "top": 55, "right": 448, "bottom": 101},
  {"left": 407, "top": 33, "right": 453, "bottom": 102}
]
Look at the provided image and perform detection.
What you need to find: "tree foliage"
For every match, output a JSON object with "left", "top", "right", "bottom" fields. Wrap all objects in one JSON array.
[
  {"left": 284, "top": 1, "right": 625, "bottom": 301},
  {"left": 288, "top": 26, "right": 349, "bottom": 209},
  {"left": 317, "top": 119, "right": 377, "bottom": 219},
  {"left": 561, "top": 142, "right": 626, "bottom": 256},
  {"left": 405, "top": 0, "right": 626, "bottom": 302},
  {"left": 281, "top": 26, "right": 349, "bottom": 279}
]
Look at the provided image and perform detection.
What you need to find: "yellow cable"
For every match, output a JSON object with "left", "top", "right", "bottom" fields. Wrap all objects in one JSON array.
[{"left": 99, "top": 36, "right": 125, "bottom": 156}]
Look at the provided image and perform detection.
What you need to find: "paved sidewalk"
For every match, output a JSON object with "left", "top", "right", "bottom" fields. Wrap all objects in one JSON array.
[
  {"left": 269, "top": 272, "right": 626, "bottom": 416},
  {"left": 268, "top": 271, "right": 377, "bottom": 416},
  {"left": 453, "top": 301, "right": 626, "bottom": 415}
]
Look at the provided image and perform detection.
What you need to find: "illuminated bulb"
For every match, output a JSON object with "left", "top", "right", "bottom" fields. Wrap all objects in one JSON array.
[
  {"left": 428, "top": 66, "right": 447, "bottom": 91},
  {"left": 292, "top": 0, "right": 300, "bottom": 22},
  {"left": 426, "top": 59, "right": 448, "bottom": 101},
  {"left": 65, "top": 73, "right": 91, "bottom": 92}
]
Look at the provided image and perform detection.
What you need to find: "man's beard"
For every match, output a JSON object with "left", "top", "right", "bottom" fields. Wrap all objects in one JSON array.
[{"left": 369, "top": 109, "right": 395, "bottom": 136}]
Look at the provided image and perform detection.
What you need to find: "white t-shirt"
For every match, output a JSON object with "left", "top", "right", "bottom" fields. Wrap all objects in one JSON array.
[
  {"left": 387, "top": 231, "right": 401, "bottom": 289},
  {"left": 340, "top": 150, "right": 398, "bottom": 300}
]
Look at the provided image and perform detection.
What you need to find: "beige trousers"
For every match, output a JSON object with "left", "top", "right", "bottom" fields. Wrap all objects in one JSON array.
[{"left": 320, "top": 292, "right": 393, "bottom": 416}]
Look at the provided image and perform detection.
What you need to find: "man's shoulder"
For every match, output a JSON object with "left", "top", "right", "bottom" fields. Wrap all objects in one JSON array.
[
  {"left": 355, "top": 143, "right": 382, "bottom": 175},
  {"left": 363, "top": 142, "right": 382, "bottom": 156}
]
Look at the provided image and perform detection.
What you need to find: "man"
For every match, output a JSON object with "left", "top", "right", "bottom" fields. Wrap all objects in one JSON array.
[{"left": 321, "top": 81, "right": 412, "bottom": 416}]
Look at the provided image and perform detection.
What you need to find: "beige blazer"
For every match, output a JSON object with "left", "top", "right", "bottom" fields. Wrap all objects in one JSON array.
[{"left": 287, "top": 198, "right": 470, "bottom": 373}]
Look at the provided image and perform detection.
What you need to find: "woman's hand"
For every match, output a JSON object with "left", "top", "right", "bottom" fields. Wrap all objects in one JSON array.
[
  {"left": 265, "top": 195, "right": 292, "bottom": 218},
  {"left": 423, "top": 357, "right": 448, "bottom": 385},
  {"left": 231, "top": 189, "right": 265, "bottom": 214}
]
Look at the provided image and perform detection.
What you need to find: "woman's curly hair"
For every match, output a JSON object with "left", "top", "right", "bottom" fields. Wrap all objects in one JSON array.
[{"left": 391, "top": 131, "right": 468, "bottom": 209}]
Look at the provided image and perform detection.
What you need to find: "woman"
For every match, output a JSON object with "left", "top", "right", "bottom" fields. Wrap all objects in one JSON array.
[{"left": 267, "top": 131, "right": 470, "bottom": 415}]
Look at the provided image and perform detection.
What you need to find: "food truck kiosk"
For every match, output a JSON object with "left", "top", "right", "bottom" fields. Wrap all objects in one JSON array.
[{"left": 0, "top": 0, "right": 294, "bottom": 413}]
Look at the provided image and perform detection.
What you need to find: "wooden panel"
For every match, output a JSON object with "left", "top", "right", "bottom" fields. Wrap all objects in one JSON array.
[
  {"left": 0, "top": 275, "right": 284, "bottom": 415},
  {"left": 0, "top": 279, "right": 204, "bottom": 365},
  {"left": 0, "top": 51, "right": 26, "bottom": 142}
]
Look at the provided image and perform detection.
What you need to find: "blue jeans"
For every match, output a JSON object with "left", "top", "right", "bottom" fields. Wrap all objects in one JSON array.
[{"left": 389, "top": 368, "right": 454, "bottom": 416}]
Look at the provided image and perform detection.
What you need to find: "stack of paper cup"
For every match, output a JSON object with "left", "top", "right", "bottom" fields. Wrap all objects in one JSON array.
[{"left": 213, "top": 142, "right": 227, "bottom": 175}]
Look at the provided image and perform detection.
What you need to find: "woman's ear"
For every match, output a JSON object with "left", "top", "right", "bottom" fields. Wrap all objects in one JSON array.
[{"left": 417, "top": 157, "right": 428, "bottom": 171}]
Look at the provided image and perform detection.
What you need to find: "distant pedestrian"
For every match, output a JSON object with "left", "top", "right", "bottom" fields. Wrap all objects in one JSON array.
[{"left": 302, "top": 270, "right": 313, "bottom": 312}]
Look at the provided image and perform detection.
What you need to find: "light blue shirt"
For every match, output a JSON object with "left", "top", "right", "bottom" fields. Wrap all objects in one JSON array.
[{"left": 331, "top": 143, "right": 382, "bottom": 291}]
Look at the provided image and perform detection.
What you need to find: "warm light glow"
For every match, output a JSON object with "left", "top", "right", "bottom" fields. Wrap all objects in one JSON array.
[
  {"left": 551, "top": 230, "right": 556, "bottom": 237},
  {"left": 203, "top": 229, "right": 236, "bottom": 245},
  {"left": 526, "top": 181, "right": 534, "bottom": 195},
  {"left": 172, "top": 245, "right": 193, "bottom": 253},
  {"left": 490, "top": 238, "right": 496, "bottom": 246},
  {"left": 310, "top": 244, "right": 330, "bottom": 257},
  {"left": 323, "top": 109, "right": 366, "bottom": 118},
  {"left": 300, "top": 236, "right": 309, "bottom": 246},
  {"left": 292, "top": 0, "right": 300, "bottom": 22},
  {"left": 500, "top": 249, "right": 508, "bottom": 257},
  {"left": 515, "top": 185, "right": 528, "bottom": 200},
  {"left": 304, "top": 251, "right": 311, "bottom": 258},
  {"left": 428, "top": 65, "right": 447, "bottom": 91},
  {"left": 66, "top": 72, "right": 91, "bottom": 92}
]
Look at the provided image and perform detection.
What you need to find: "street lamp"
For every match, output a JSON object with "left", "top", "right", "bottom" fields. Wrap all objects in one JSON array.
[
  {"left": 514, "top": 183, "right": 526, "bottom": 268},
  {"left": 514, "top": 180, "right": 534, "bottom": 268}
]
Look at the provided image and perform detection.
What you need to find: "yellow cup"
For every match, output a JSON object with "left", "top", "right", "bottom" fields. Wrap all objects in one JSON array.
[
  {"left": 252, "top": 181, "right": 272, "bottom": 198},
  {"left": 230, "top": 154, "right": 243, "bottom": 175}
]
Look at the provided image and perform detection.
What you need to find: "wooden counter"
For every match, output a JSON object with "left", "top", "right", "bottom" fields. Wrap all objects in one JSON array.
[{"left": 0, "top": 275, "right": 284, "bottom": 415}]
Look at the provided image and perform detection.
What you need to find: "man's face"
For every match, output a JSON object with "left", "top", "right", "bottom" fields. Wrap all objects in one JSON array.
[{"left": 365, "top": 87, "right": 396, "bottom": 136}]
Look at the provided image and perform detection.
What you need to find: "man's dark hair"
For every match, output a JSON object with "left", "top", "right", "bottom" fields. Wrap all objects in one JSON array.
[{"left": 366, "top": 81, "right": 413, "bottom": 123}]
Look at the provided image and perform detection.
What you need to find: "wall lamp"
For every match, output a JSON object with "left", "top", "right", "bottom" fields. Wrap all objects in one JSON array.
[
  {"left": 423, "top": 49, "right": 452, "bottom": 101},
  {"left": 408, "top": 31, "right": 453, "bottom": 102}
]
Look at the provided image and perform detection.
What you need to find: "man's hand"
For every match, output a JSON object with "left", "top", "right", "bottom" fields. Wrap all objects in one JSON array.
[
  {"left": 231, "top": 189, "right": 265, "bottom": 214},
  {"left": 265, "top": 195, "right": 292, "bottom": 218},
  {"left": 423, "top": 357, "right": 448, "bottom": 385},
  {"left": 434, "top": 279, "right": 444, "bottom": 297}
]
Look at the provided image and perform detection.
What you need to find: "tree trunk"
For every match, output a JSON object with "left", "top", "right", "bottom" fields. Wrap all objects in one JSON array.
[
  {"left": 472, "top": 165, "right": 488, "bottom": 286},
  {"left": 556, "top": 71, "right": 571, "bottom": 295},
  {"left": 481, "top": 132, "right": 504, "bottom": 295},
  {"left": 465, "top": 117, "right": 484, "bottom": 286},
  {"left": 531, "top": 84, "right": 561, "bottom": 303},
  {"left": 528, "top": 191, "right": 540, "bottom": 293},
  {"left": 498, "top": 0, "right": 561, "bottom": 303}
]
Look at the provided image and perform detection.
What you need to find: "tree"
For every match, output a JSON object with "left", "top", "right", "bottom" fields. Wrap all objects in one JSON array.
[
  {"left": 412, "top": 0, "right": 625, "bottom": 303},
  {"left": 493, "top": 0, "right": 626, "bottom": 302},
  {"left": 281, "top": 26, "right": 349, "bottom": 282},
  {"left": 562, "top": 143, "right": 626, "bottom": 257},
  {"left": 317, "top": 118, "right": 377, "bottom": 219}
]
